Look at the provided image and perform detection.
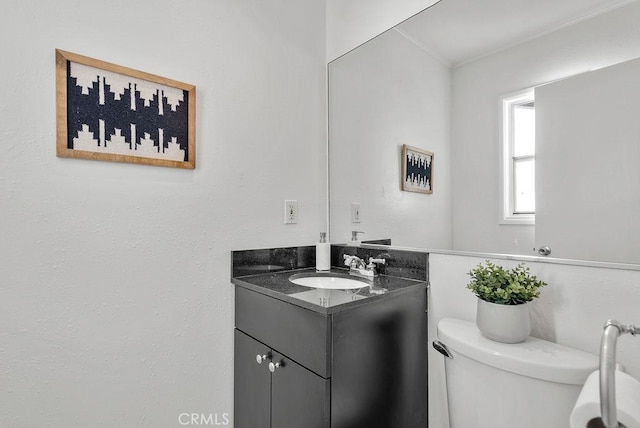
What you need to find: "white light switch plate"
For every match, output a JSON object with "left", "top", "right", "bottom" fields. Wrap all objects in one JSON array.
[
  {"left": 284, "top": 200, "right": 298, "bottom": 224},
  {"left": 351, "top": 203, "right": 361, "bottom": 223}
]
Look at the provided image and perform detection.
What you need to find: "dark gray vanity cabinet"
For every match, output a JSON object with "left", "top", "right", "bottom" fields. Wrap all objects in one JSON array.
[
  {"left": 234, "top": 330, "right": 330, "bottom": 428},
  {"left": 234, "top": 283, "right": 428, "bottom": 428},
  {"left": 234, "top": 330, "right": 270, "bottom": 428},
  {"left": 234, "top": 286, "right": 331, "bottom": 428}
]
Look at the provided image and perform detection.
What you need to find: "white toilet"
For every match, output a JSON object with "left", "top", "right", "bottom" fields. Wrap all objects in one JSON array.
[{"left": 436, "top": 318, "right": 599, "bottom": 428}]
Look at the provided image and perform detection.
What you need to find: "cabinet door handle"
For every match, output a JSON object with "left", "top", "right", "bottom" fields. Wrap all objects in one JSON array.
[
  {"left": 256, "top": 354, "right": 270, "bottom": 364},
  {"left": 268, "top": 361, "right": 281, "bottom": 373}
]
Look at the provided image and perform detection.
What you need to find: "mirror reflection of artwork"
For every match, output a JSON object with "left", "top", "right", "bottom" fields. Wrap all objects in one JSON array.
[{"left": 401, "top": 145, "right": 433, "bottom": 194}]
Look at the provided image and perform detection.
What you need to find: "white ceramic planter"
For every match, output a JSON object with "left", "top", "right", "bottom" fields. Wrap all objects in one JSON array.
[{"left": 476, "top": 298, "right": 531, "bottom": 343}]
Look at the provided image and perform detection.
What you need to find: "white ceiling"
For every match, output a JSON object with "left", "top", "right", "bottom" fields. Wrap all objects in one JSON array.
[{"left": 396, "top": 0, "right": 635, "bottom": 67}]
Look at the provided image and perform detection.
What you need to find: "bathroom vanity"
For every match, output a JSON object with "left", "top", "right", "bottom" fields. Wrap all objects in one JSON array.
[{"left": 231, "top": 246, "right": 429, "bottom": 428}]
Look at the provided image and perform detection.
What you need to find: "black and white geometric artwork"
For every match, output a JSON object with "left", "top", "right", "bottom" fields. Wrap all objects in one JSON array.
[
  {"left": 68, "top": 62, "right": 188, "bottom": 160},
  {"left": 401, "top": 144, "right": 433, "bottom": 194},
  {"left": 56, "top": 49, "right": 196, "bottom": 169}
]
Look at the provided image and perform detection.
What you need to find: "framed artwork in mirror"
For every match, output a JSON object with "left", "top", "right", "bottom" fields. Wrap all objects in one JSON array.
[
  {"left": 401, "top": 144, "right": 433, "bottom": 194},
  {"left": 55, "top": 49, "right": 196, "bottom": 169}
]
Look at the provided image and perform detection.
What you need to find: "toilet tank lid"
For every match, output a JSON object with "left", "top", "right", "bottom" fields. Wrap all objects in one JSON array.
[{"left": 437, "top": 318, "right": 599, "bottom": 385}]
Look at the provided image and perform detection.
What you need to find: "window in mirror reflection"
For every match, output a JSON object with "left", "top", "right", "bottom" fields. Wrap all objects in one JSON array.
[
  {"left": 513, "top": 102, "right": 535, "bottom": 213},
  {"left": 501, "top": 89, "right": 535, "bottom": 225}
]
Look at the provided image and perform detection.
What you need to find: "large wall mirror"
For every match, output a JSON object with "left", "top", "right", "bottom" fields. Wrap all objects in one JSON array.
[{"left": 328, "top": 0, "right": 640, "bottom": 265}]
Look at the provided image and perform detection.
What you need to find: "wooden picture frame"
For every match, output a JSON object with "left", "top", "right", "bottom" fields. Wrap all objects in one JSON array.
[
  {"left": 56, "top": 49, "right": 196, "bottom": 169},
  {"left": 401, "top": 144, "right": 433, "bottom": 194}
]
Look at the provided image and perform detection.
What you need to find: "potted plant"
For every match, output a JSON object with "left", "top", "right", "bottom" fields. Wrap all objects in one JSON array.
[{"left": 467, "top": 260, "right": 547, "bottom": 343}]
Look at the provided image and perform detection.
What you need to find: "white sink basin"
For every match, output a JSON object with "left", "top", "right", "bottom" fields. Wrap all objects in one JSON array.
[{"left": 289, "top": 273, "right": 369, "bottom": 290}]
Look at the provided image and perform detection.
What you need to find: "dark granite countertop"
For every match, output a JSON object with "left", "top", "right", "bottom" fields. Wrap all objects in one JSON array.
[{"left": 232, "top": 267, "right": 428, "bottom": 315}]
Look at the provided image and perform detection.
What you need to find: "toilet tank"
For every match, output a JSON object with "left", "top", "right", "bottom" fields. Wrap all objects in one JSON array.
[{"left": 437, "top": 318, "right": 599, "bottom": 428}]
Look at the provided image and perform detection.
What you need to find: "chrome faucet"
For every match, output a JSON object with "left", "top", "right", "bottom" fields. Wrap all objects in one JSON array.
[{"left": 343, "top": 254, "right": 386, "bottom": 279}]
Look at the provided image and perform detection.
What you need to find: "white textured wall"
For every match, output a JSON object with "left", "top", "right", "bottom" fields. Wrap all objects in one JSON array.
[
  {"left": 326, "top": 0, "right": 439, "bottom": 61},
  {"left": 428, "top": 253, "right": 640, "bottom": 428},
  {"left": 0, "top": 1, "right": 326, "bottom": 426},
  {"left": 329, "top": 29, "right": 451, "bottom": 247},
  {"left": 451, "top": 1, "right": 640, "bottom": 256}
]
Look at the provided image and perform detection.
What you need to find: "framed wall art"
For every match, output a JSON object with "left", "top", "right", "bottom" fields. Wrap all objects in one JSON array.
[
  {"left": 401, "top": 144, "right": 433, "bottom": 194},
  {"left": 56, "top": 49, "right": 196, "bottom": 169}
]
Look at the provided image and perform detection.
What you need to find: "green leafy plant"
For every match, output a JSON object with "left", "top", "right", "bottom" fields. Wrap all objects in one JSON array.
[{"left": 467, "top": 260, "right": 547, "bottom": 305}]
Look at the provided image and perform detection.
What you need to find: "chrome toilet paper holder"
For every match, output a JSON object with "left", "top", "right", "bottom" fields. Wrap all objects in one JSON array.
[{"left": 600, "top": 319, "right": 639, "bottom": 428}]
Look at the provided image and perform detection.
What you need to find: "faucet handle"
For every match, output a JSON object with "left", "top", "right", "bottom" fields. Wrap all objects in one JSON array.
[
  {"left": 343, "top": 254, "right": 365, "bottom": 269},
  {"left": 366, "top": 257, "right": 386, "bottom": 276},
  {"left": 343, "top": 254, "right": 357, "bottom": 267}
]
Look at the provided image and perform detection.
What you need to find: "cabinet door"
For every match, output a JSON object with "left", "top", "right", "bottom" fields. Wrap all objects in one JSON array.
[
  {"left": 270, "top": 351, "right": 330, "bottom": 428},
  {"left": 234, "top": 330, "right": 271, "bottom": 428}
]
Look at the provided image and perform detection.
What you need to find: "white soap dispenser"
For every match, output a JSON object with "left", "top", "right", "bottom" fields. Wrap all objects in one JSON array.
[{"left": 316, "top": 232, "right": 331, "bottom": 271}]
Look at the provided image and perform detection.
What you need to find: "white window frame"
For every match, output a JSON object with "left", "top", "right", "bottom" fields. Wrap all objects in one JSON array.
[{"left": 500, "top": 88, "right": 535, "bottom": 225}]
